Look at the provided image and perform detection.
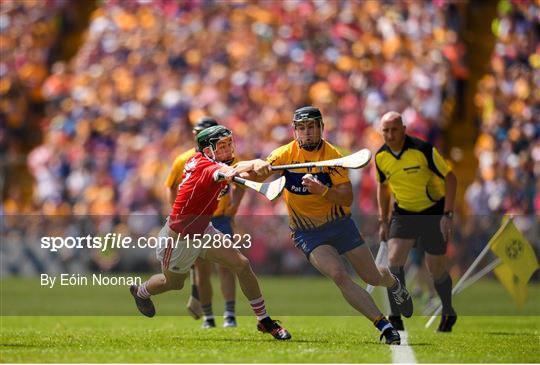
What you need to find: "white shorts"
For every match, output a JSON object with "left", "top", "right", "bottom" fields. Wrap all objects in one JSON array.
[{"left": 156, "top": 220, "right": 221, "bottom": 274}]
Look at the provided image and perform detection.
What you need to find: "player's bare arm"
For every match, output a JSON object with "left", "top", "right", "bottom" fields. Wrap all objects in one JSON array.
[
  {"left": 216, "top": 165, "right": 243, "bottom": 182},
  {"left": 224, "top": 159, "right": 271, "bottom": 179},
  {"left": 237, "top": 159, "right": 273, "bottom": 181}
]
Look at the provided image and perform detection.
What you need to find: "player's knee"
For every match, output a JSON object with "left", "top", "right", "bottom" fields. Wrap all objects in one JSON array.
[
  {"left": 229, "top": 255, "right": 251, "bottom": 275},
  {"left": 329, "top": 269, "right": 351, "bottom": 288},
  {"left": 387, "top": 251, "right": 401, "bottom": 266}
]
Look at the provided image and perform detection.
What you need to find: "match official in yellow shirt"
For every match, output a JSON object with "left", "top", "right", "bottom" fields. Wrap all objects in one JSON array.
[{"left": 376, "top": 111, "right": 458, "bottom": 332}]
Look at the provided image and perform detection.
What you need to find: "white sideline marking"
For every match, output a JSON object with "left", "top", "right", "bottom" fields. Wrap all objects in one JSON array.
[{"left": 391, "top": 330, "right": 417, "bottom": 364}]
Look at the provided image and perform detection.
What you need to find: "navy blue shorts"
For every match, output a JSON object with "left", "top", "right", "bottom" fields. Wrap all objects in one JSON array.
[
  {"left": 292, "top": 216, "right": 364, "bottom": 258},
  {"left": 211, "top": 215, "right": 234, "bottom": 236}
]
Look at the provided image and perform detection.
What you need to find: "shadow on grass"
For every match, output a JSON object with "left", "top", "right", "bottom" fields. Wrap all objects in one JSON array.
[
  {"left": 177, "top": 336, "right": 431, "bottom": 347},
  {"left": 404, "top": 343, "right": 432, "bottom": 346},
  {"left": 484, "top": 331, "right": 527, "bottom": 337},
  {"left": 1, "top": 343, "right": 41, "bottom": 348},
  {"left": 172, "top": 336, "right": 332, "bottom": 344}
]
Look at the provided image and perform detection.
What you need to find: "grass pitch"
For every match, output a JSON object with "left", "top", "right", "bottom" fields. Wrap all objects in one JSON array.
[{"left": 1, "top": 276, "right": 539, "bottom": 363}]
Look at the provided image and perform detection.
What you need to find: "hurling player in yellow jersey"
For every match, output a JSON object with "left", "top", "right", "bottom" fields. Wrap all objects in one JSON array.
[
  {"left": 165, "top": 117, "right": 245, "bottom": 329},
  {"left": 376, "top": 111, "right": 458, "bottom": 332},
  {"left": 242, "top": 106, "right": 413, "bottom": 345}
]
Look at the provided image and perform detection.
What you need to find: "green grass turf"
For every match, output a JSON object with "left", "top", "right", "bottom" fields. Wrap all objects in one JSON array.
[
  {"left": 1, "top": 276, "right": 539, "bottom": 363},
  {"left": 1, "top": 276, "right": 539, "bottom": 316},
  {"left": 405, "top": 316, "right": 540, "bottom": 363},
  {"left": 1, "top": 316, "right": 539, "bottom": 363}
]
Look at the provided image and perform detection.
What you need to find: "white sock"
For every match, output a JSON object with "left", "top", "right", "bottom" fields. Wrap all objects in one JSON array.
[{"left": 137, "top": 282, "right": 151, "bottom": 299}]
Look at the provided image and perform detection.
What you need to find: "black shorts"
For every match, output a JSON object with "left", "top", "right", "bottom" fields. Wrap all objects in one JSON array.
[{"left": 388, "top": 199, "right": 447, "bottom": 255}]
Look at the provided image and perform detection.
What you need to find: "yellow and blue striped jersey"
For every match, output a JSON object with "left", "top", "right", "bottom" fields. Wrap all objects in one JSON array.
[
  {"left": 164, "top": 147, "right": 231, "bottom": 216},
  {"left": 267, "top": 140, "right": 351, "bottom": 230},
  {"left": 375, "top": 135, "right": 451, "bottom": 212}
]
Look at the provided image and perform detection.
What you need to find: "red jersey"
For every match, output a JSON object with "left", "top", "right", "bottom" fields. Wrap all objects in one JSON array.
[{"left": 169, "top": 152, "right": 227, "bottom": 235}]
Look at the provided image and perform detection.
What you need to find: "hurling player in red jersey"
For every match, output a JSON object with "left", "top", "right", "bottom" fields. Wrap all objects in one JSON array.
[{"left": 130, "top": 125, "right": 291, "bottom": 340}]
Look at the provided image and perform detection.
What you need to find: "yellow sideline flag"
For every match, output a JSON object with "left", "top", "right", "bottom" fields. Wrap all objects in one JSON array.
[
  {"left": 488, "top": 217, "right": 539, "bottom": 307},
  {"left": 489, "top": 218, "right": 538, "bottom": 283},
  {"left": 493, "top": 263, "right": 528, "bottom": 308}
]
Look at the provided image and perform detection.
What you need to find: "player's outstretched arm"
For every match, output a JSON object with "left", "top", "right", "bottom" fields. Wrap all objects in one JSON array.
[
  {"left": 217, "top": 159, "right": 271, "bottom": 181},
  {"left": 236, "top": 159, "right": 273, "bottom": 182}
]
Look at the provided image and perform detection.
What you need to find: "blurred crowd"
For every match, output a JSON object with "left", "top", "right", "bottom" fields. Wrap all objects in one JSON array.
[
  {"left": 16, "top": 0, "right": 463, "bottom": 215},
  {"left": 465, "top": 0, "right": 539, "bottom": 247},
  {"left": 457, "top": 0, "right": 540, "bottom": 278},
  {"left": 5, "top": 0, "right": 536, "bottom": 278},
  {"left": 0, "top": 0, "right": 66, "bottom": 158},
  {"left": 468, "top": 0, "right": 539, "bottom": 217}
]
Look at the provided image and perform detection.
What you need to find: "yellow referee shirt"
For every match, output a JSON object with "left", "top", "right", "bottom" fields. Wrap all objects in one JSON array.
[
  {"left": 375, "top": 135, "right": 451, "bottom": 212},
  {"left": 164, "top": 147, "right": 231, "bottom": 216},
  {"left": 267, "top": 140, "right": 351, "bottom": 230}
]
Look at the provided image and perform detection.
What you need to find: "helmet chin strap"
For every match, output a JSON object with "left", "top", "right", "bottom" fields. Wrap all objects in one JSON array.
[
  {"left": 300, "top": 139, "right": 323, "bottom": 151},
  {"left": 294, "top": 124, "right": 324, "bottom": 151}
]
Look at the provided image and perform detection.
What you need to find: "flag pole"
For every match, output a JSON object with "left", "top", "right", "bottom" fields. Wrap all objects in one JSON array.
[
  {"left": 456, "top": 257, "right": 502, "bottom": 295},
  {"left": 423, "top": 257, "right": 502, "bottom": 317}
]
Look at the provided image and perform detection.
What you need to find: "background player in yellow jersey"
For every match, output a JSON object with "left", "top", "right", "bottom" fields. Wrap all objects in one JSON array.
[
  {"left": 376, "top": 111, "right": 458, "bottom": 332},
  {"left": 241, "top": 106, "right": 412, "bottom": 345},
  {"left": 165, "top": 117, "right": 244, "bottom": 328}
]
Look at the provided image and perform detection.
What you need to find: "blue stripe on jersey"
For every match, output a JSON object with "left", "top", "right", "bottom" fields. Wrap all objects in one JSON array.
[{"left": 283, "top": 170, "right": 332, "bottom": 195}]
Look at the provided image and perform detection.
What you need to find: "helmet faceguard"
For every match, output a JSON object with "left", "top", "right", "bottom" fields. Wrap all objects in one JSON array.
[
  {"left": 196, "top": 125, "right": 235, "bottom": 165},
  {"left": 292, "top": 106, "right": 324, "bottom": 151}
]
